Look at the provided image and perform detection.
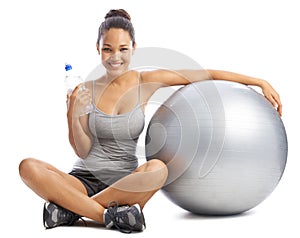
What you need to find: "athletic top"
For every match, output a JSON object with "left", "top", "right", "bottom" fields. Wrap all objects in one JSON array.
[{"left": 72, "top": 73, "right": 145, "bottom": 185}]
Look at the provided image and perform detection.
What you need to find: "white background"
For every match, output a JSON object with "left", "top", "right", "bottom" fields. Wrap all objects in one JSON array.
[{"left": 1, "top": 0, "right": 299, "bottom": 237}]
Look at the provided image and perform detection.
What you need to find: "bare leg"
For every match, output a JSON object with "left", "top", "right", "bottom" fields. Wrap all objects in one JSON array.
[
  {"left": 92, "top": 159, "right": 168, "bottom": 209},
  {"left": 19, "top": 158, "right": 105, "bottom": 223},
  {"left": 19, "top": 158, "right": 167, "bottom": 224}
]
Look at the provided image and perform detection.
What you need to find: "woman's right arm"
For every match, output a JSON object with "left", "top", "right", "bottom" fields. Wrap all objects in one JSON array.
[{"left": 67, "top": 84, "right": 93, "bottom": 159}]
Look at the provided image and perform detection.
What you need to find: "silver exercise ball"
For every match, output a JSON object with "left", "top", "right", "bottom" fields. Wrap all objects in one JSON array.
[{"left": 145, "top": 80, "right": 288, "bottom": 215}]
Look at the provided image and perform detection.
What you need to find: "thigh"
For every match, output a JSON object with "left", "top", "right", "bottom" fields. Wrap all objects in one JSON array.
[{"left": 27, "top": 158, "right": 88, "bottom": 195}]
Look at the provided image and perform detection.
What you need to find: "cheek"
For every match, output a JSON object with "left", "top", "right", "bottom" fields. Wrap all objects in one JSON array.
[
  {"left": 121, "top": 52, "right": 131, "bottom": 63},
  {"left": 101, "top": 54, "right": 110, "bottom": 63}
]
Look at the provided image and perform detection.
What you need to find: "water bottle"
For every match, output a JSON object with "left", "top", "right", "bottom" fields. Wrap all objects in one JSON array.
[
  {"left": 64, "top": 63, "right": 93, "bottom": 115},
  {"left": 64, "top": 63, "right": 83, "bottom": 95}
]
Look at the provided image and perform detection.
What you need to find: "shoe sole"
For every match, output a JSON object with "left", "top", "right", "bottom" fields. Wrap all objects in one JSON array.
[{"left": 133, "top": 204, "right": 146, "bottom": 231}]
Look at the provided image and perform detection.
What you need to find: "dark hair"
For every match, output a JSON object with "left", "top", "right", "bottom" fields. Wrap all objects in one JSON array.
[{"left": 97, "top": 9, "right": 135, "bottom": 46}]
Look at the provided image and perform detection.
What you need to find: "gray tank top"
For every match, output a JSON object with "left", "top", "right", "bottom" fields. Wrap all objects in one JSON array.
[{"left": 72, "top": 73, "right": 145, "bottom": 185}]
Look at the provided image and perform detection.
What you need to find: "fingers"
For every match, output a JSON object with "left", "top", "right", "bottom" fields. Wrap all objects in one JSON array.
[
  {"left": 78, "top": 92, "right": 92, "bottom": 105},
  {"left": 261, "top": 81, "right": 282, "bottom": 117},
  {"left": 272, "top": 92, "right": 282, "bottom": 117},
  {"left": 76, "top": 90, "right": 92, "bottom": 106},
  {"left": 277, "top": 104, "right": 282, "bottom": 117},
  {"left": 276, "top": 97, "right": 282, "bottom": 117},
  {"left": 72, "top": 83, "right": 84, "bottom": 95},
  {"left": 266, "top": 93, "right": 282, "bottom": 117},
  {"left": 67, "top": 83, "right": 92, "bottom": 109},
  {"left": 69, "top": 84, "right": 91, "bottom": 98}
]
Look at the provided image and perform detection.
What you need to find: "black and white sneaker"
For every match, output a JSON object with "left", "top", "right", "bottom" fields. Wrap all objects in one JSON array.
[
  {"left": 43, "top": 202, "right": 80, "bottom": 229},
  {"left": 104, "top": 201, "right": 146, "bottom": 233}
]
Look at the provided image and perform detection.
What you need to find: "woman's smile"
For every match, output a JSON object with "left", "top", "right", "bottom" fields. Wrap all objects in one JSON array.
[{"left": 109, "top": 61, "right": 123, "bottom": 68}]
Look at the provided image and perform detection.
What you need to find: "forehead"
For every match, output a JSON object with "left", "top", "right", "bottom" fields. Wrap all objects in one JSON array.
[{"left": 102, "top": 28, "right": 131, "bottom": 45}]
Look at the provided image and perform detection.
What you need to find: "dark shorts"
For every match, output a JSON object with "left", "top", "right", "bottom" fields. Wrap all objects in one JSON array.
[{"left": 69, "top": 169, "right": 109, "bottom": 197}]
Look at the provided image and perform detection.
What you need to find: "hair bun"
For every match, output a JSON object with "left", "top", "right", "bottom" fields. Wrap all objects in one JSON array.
[{"left": 105, "top": 9, "right": 131, "bottom": 21}]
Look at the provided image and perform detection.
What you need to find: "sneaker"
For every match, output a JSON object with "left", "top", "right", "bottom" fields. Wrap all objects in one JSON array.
[
  {"left": 43, "top": 202, "right": 80, "bottom": 229},
  {"left": 104, "top": 201, "right": 146, "bottom": 233}
]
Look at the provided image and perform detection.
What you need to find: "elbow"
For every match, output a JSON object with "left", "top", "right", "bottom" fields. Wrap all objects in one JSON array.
[
  {"left": 74, "top": 147, "right": 90, "bottom": 159},
  {"left": 69, "top": 138, "right": 91, "bottom": 159},
  {"left": 71, "top": 144, "right": 91, "bottom": 159},
  {"left": 79, "top": 151, "right": 90, "bottom": 159}
]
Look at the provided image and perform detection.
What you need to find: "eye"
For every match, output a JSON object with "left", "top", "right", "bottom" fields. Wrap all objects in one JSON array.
[
  {"left": 120, "top": 48, "right": 129, "bottom": 52},
  {"left": 102, "top": 48, "right": 112, "bottom": 52}
]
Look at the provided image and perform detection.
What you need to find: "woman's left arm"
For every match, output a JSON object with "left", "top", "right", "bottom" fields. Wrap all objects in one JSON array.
[
  {"left": 207, "top": 70, "right": 282, "bottom": 116},
  {"left": 143, "top": 69, "right": 282, "bottom": 116}
]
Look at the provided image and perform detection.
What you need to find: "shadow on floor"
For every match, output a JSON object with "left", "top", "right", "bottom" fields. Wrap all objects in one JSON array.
[{"left": 177, "top": 209, "right": 255, "bottom": 220}]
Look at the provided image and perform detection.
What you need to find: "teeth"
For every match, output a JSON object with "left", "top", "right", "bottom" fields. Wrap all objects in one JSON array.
[{"left": 110, "top": 63, "right": 122, "bottom": 68}]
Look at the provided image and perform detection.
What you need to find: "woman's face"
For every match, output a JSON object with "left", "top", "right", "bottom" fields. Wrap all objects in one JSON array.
[{"left": 100, "top": 28, "right": 135, "bottom": 78}]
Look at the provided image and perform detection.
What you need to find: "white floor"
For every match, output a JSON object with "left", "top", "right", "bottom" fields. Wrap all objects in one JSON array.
[{"left": 4, "top": 163, "right": 299, "bottom": 238}]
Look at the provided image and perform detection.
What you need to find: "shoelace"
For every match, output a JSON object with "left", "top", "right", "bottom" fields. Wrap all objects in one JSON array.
[
  {"left": 44, "top": 202, "right": 87, "bottom": 229},
  {"left": 69, "top": 215, "right": 87, "bottom": 227},
  {"left": 62, "top": 207, "right": 87, "bottom": 227},
  {"left": 78, "top": 217, "right": 87, "bottom": 227},
  {"left": 106, "top": 201, "right": 133, "bottom": 234}
]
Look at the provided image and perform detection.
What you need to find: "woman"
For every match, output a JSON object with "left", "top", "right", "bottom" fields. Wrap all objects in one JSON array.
[{"left": 19, "top": 9, "right": 282, "bottom": 233}]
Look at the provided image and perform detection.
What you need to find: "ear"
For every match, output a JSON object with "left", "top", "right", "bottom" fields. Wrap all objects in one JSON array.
[
  {"left": 96, "top": 43, "right": 100, "bottom": 55},
  {"left": 132, "top": 42, "right": 137, "bottom": 55}
]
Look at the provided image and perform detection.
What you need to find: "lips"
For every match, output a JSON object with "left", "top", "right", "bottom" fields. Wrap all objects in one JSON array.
[{"left": 109, "top": 62, "right": 123, "bottom": 68}]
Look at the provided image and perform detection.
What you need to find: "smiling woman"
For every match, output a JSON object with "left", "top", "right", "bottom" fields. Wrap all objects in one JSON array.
[
  {"left": 100, "top": 28, "right": 135, "bottom": 78},
  {"left": 18, "top": 8, "right": 283, "bottom": 234},
  {"left": 96, "top": 10, "right": 136, "bottom": 78}
]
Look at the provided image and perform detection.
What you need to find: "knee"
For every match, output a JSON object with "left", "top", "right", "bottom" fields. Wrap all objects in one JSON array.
[
  {"left": 146, "top": 159, "right": 168, "bottom": 179},
  {"left": 19, "top": 158, "right": 40, "bottom": 181},
  {"left": 147, "top": 159, "right": 167, "bottom": 170}
]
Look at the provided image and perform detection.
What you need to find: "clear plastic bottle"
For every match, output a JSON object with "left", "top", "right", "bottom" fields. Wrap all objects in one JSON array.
[
  {"left": 64, "top": 63, "right": 83, "bottom": 95},
  {"left": 64, "top": 63, "right": 92, "bottom": 115}
]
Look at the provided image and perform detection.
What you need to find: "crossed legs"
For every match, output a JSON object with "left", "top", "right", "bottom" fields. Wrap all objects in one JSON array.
[{"left": 19, "top": 158, "right": 168, "bottom": 224}]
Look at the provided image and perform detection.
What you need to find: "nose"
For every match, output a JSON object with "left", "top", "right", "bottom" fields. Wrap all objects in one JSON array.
[{"left": 110, "top": 51, "right": 121, "bottom": 61}]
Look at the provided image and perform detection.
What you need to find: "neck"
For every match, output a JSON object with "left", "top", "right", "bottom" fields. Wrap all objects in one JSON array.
[{"left": 105, "top": 69, "right": 130, "bottom": 85}]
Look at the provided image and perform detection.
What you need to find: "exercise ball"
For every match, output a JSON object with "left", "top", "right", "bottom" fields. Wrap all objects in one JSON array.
[{"left": 145, "top": 80, "right": 288, "bottom": 215}]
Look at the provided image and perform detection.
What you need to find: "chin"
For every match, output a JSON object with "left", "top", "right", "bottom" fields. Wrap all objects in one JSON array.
[{"left": 107, "top": 67, "right": 128, "bottom": 78}]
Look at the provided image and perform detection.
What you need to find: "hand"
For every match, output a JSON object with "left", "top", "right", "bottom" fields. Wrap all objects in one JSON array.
[
  {"left": 261, "top": 80, "right": 282, "bottom": 116},
  {"left": 68, "top": 83, "right": 92, "bottom": 117}
]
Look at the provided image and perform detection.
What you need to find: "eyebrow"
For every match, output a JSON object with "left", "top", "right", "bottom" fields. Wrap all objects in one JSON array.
[{"left": 102, "top": 43, "right": 129, "bottom": 47}]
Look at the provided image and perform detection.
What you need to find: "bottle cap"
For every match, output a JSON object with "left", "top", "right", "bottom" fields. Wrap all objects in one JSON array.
[{"left": 65, "top": 63, "right": 72, "bottom": 71}]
